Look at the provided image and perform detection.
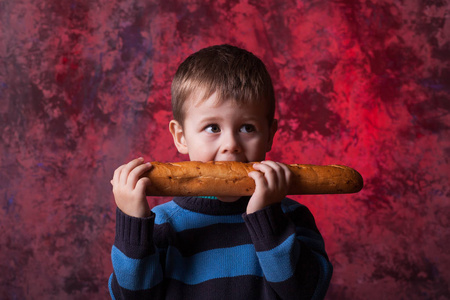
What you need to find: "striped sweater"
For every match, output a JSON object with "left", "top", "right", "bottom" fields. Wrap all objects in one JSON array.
[{"left": 109, "top": 196, "right": 332, "bottom": 299}]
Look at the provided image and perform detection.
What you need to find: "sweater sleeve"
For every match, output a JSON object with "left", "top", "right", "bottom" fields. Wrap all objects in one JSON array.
[
  {"left": 242, "top": 201, "right": 332, "bottom": 300},
  {"left": 109, "top": 208, "right": 165, "bottom": 299}
]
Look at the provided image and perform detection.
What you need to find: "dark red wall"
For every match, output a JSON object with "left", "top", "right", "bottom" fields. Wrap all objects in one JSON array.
[{"left": 1, "top": 0, "right": 449, "bottom": 299}]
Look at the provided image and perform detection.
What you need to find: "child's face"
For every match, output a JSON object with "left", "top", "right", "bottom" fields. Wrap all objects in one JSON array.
[{"left": 170, "top": 93, "right": 277, "bottom": 163}]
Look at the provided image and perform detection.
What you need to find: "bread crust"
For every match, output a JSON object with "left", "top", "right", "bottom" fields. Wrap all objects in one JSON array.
[{"left": 145, "top": 161, "right": 363, "bottom": 197}]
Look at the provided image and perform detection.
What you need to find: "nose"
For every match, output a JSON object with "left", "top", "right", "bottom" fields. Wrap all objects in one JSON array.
[{"left": 221, "top": 132, "right": 242, "bottom": 154}]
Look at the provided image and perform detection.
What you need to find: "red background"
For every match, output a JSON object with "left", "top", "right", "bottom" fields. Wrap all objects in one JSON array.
[{"left": 1, "top": 0, "right": 449, "bottom": 299}]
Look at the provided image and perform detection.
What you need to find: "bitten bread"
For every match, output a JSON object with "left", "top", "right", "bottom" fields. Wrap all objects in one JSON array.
[{"left": 145, "top": 161, "right": 363, "bottom": 197}]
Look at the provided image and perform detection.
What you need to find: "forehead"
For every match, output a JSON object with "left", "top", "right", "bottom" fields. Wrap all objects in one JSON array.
[{"left": 184, "top": 92, "right": 269, "bottom": 117}]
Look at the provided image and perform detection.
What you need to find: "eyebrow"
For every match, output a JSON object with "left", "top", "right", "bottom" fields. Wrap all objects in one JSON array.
[
  {"left": 197, "top": 116, "right": 265, "bottom": 127},
  {"left": 196, "top": 116, "right": 224, "bottom": 123}
]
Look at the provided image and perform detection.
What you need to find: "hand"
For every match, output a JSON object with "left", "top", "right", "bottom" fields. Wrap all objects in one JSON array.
[
  {"left": 111, "top": 157, "right": 153, "bottom": 218},
  {"left": 246, "top": 161, "right": 293, "bottom": 214}
]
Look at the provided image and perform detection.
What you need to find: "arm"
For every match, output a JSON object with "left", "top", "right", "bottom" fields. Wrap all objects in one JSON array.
[
  {"left": 243, "top": 201, "right": 332, "bottom": 300},
  {"left": 109, "top": 158, "right": 165, "bottom": 299},
  {"left": 245, "top": 161, "right": 332, "bottom": 300},
  {"left": 109, "top": 209, "right": 165, "bottom": 299}
]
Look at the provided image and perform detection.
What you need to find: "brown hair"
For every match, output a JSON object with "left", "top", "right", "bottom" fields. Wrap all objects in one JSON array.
[{"left": 171, "top": 44, "right": 275, "bottom": 125}]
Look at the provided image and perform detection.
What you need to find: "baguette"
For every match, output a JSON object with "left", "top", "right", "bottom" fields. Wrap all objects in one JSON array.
[{"left": 145, "top": 161, "right": 363, "bottom": 197}]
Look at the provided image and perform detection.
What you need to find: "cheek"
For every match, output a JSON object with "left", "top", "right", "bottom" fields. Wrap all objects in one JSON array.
[
  {"left": 246, "top": 138, "right": 269, "bottom": 159},
  {"left": 188, "top": 139, "right": 218, "bottom": 161},
  {"left": 256, "top": 132, "right": 271, "bottom": 148}
]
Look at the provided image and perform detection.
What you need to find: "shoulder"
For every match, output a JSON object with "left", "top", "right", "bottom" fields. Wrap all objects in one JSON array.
[
  {"left": 280, "top": 197, "right": 308, "bottom": 214},
  {"left": 280, "top": 198, "right": 319, "bottom": 232}
]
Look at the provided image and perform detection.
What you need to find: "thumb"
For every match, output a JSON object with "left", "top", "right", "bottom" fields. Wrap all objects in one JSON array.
[
  {"left": 135, "top": 177, "right": 151, "bottom": 194},
  {"left": 248, "top": 171, "right": 266, "bottom": 187}
]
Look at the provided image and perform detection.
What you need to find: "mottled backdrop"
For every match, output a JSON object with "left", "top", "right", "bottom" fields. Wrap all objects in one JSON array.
[{"left": 0, "top": 0, "right": 449, "bottom": 299}]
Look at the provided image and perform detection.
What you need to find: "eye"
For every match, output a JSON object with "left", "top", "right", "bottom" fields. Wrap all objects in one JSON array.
[
  {"left": 205, "top": 124, "right": 221, "bottom": 133},
  {"left": 240, "top": 124, "right": 256, "bottom": 133}
]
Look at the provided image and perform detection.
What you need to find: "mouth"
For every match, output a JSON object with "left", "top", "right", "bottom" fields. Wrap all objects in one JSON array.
[{"left": 214, "top": 158, "right": 248, "bottom": 163}]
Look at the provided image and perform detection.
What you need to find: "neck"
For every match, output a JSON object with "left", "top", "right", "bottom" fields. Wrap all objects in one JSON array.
[{"left": 217, "top": 196, "right": 242, "bottom": 203}]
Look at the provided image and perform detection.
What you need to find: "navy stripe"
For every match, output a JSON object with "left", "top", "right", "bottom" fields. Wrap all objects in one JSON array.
[
  {"left": 174, "top": 196, "right": 250, "bottom": 215},
  {"left": 152, "top": 222, "right": 175, "bottom": 250},
  {"left": 110, "top": 273, "right": 165, "bottom": 299},
  {"left": 280, "top": 198, "right": 301, "bottom": 213},
  {"left": 165, "top": 244, "right": 263, "bottom": 285},
  {"left": 108, "top": 274, "right": 116, "bottom": 300},
  {"left": 268, "top": 246, "right": 320, "bottom": 300},
  {"left": 284, "top": 203, "right": 320, "bottom": 235},
  {"left": 311, "top": 251, "right": 333, "bottom": 300},
  {"left": 164, "top": 276, "right": 278, "bottom": 300},
  {"left": 171, "top": 222, "right": 252, "bottom": 256},
  {"left": 296, "top": 229, "right": 325, "bottom": 252},
  {"left": 244, "top": 203, "right": 296, "bottom": 252}
]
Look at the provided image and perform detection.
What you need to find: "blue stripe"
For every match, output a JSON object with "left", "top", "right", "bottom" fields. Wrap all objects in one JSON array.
[
  {"left": 108, "top": 274, "right": 116, "bottom": 300},
  {"left": 152, "top": 202, "right": 244, "bottom": 231},
  {"left": 151, "top": 200, "right": 179, "bottom": 221},
  {"left": 166, "top": 245, "right": 263, "bottom": 285},
  {"left": 256, "top": 233, "right": 299, "bottom": 282},
  {"left": 111, "top": 245, "right": 163, "bottom": 291}
]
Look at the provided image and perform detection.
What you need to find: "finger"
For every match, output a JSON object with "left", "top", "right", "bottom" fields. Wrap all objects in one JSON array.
[
  {"left": 269, "top": 162, "right": 289, "bottom": 191},
  {"left": 120, "top": 157, "right": 145, "bottom": 186},
  {"left": 127, "top": 162, "right": 153, "bottom": 189},
  {"left": 248, "top": 171, "right": 267, "bottom": 188},
  {"left": 260, "top": 160, "right": 284, "bottom": 173},
  {"left": 112, "top": 165, "right": 125, "bottom": 187},
  {"left": 278, "top": 162, "right": 293, "bottom": 187},
  {"left": 253, "top": 162, "right": 278, "bottom": 188},
  {"left": 259, "top": 161, "right": 291, "bottom": 191}
]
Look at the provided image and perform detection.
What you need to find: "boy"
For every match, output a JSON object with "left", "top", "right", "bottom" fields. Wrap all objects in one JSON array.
[{"left": 109, "top": 44, "right": 332, "bottom": 299}]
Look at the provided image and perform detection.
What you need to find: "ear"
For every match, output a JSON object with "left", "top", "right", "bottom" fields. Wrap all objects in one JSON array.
[
  {"left": 169, "top": 120, "right": 189, "bottom": 154},
  {"left": 266, "top": 119, "right": 278, "bottom": 152}
]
